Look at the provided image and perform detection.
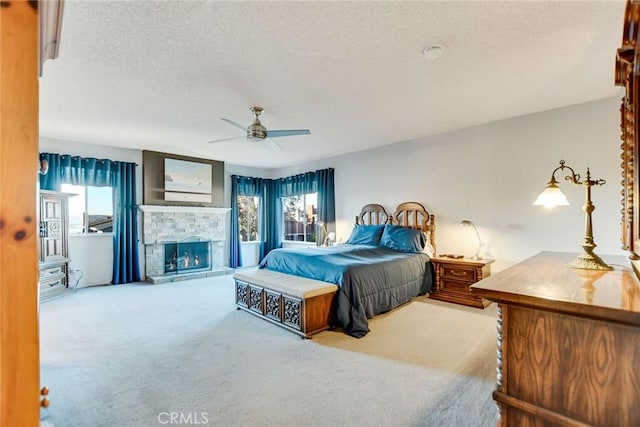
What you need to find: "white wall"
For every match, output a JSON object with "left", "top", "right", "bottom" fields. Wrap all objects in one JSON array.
[
  {"left": 239, "top": 242, "right": 260, "bottom": 266},
  {"left": 67, "top": 235, "right": 112, "bottom": 288},
  {"left": 41, "top": 97, "right": 626, "bottom": 275},
  {"left": 39, "top": 138, "right": 143, "bottom": 286},
  {"left": 272, "top": 97, "right": 625, "bottom": 272}
]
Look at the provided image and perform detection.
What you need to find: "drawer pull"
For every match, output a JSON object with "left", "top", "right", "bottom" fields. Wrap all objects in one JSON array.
[{"left": 451, "top": 271, "right": 467, "bottom": 277}]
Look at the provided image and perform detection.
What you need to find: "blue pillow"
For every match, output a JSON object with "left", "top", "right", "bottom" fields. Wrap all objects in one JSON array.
[
  {"left": 379, "top": 224, "right": 426, "bottom": 253},
  {"left": 345, "top": 224, "right": 385, "bottom": 245}
]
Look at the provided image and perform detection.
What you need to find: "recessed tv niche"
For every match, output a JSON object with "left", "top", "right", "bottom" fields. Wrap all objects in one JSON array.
[
  {"left": 164, "top": 158, "right": 212, "bottom": 203},
  {"left": 142, "top": 150, "right": 224, "bottom": 207}
]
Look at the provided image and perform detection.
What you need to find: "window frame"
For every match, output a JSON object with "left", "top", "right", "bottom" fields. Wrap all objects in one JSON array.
[
  {"left": 237, "top": 194, "right": 261, "bottom": 243},
  {"left": 60, "top": 183, "right": 114, "bottom": 235},
  {"left": 281, "top": 192, "right": 318, "bottom": 243}
]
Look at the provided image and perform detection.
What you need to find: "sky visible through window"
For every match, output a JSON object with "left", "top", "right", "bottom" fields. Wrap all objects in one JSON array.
[{"left": 61, "top": 184, "right": 113, "bottom": 233}]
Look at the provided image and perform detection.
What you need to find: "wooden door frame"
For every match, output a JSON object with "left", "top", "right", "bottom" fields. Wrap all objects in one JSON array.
[{"left": 1, "top": 1, "right": 40, "bottom": 425}]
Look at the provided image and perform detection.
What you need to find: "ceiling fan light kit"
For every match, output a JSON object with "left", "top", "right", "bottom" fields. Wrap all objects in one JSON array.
[
  {"left": 208, "top": 107, "right": 311, "bottom": 151},
  {"left": 248, "top": 107, "right": 267, "bottom": 140}
]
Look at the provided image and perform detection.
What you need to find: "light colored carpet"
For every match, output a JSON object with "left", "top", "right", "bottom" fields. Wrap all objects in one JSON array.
[{"left": 39, "top": 274, "right": 500, "bottom": 427}]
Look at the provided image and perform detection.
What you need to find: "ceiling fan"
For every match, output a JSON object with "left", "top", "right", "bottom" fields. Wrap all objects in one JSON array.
[{"left": 208, "top": 107, "right": 311, "bottom": 151}]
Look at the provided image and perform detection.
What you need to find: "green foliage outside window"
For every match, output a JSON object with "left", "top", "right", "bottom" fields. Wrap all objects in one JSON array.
[
  {"left": 238, "top": 195, "right": 259, "bottom": 242},
  {"left": 282, "top": 193, "right": 317, "bottom": 242}
]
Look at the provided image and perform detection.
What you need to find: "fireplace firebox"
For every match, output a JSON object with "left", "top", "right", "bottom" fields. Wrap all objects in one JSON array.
[{"left": 164, "top": 239, "right": 211, "bottom": 274}]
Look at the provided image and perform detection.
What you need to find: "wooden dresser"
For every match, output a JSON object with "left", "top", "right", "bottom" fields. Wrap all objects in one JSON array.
[{"left": 471, "top": 251, "right": 640, "bottom": 426}]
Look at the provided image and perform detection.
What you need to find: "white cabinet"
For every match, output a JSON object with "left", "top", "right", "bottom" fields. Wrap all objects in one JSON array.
[{"left": 38, "top": 190, "right": 74, "bottom": 302}]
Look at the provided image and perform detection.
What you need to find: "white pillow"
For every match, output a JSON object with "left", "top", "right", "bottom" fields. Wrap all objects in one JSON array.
[{"left": 422, "top": 232, "right": 435, "bottom": 257}]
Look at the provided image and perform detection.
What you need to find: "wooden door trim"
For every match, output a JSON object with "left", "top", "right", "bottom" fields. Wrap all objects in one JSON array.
[{"left": 1, "top": 1, "right": 40, "bottom": 425}]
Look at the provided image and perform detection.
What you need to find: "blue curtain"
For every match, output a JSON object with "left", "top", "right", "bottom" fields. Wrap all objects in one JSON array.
[
  {"left": 230, "top": 176, "right": 243, "bottom": 268},
  {"left": 277, "top": 171, "right": 317, "bottom": 197},
  {"left": 39, "top": 153, "right": 63, "bottom": 190},
  {"left": 316, "top": 168, "right": 336, "bottom": 245},
  {"left": 230, "top": 175, "right": 268, "bottom": 268},
  {"left": 39, "top": 154, "right": 113, "bottom": 190},
  {"left": 231, "top": 168, "right": 335, "bottom": 265},
  {"left": 39, "top": 153, "right": 140, "bottom": 284},
  {"left": 262, "top": 179, "right": 281, "bottom": 256},
  {"left": 275, "top": 169, "right": 334, "bottom": 247},
  {"left": 111, "top": 161, "right": 141, "bottom": 284}
]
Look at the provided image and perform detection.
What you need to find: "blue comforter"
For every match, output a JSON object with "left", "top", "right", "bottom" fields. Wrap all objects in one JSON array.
[{"left": 259, "top": 244, "right": 434, "bottom": 337}]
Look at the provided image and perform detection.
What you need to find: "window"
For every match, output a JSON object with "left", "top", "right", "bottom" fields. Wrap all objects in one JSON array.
[
  {"left": 282, "top": 193, "right": 318, "bottom": 242},
  {"left": 237, "top": 195, "right": 260, "bottom": 242},
  {"left": 61, "top": 184, "right": 113, "bottom": 234}
]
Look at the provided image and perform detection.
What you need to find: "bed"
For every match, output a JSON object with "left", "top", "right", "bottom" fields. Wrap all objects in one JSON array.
[{"left": 258, "top": 202, "right": 436, "bottom": 338}]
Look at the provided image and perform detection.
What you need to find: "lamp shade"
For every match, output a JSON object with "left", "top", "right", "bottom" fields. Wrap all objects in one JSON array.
[{"left": 533, "top": 182, "right": 570, "bottom": 208}]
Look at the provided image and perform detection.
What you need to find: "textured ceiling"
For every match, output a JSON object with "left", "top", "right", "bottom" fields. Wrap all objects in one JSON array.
[{"left": 39, "top": 0, "right": 626, "bottom": 169}]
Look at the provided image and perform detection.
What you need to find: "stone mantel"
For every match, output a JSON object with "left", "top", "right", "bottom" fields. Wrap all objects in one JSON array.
[
  {"left": 139, "top": 204, "right": 230, "bottom": 278},
  {"left": 139, "top": 205, "right": 230, "bottom": 214}
]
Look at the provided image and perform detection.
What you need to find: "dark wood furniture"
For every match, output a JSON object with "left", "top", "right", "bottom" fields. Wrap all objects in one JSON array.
[
  {"left": 617, "top": 0, "right": 640, "bottom": 270},
  {"left": 392, "top": 201, "right": 436, "bottom": 253},
  {"left": 430, "top": 257, "right": 493, "bottom": 308},
  {"left": 355, "top": 203, "right": 391, "bottom": 226},
  {"left": 234, "top": 269, "right": 338, "bottom": 338},
  {"left": 38, "top": 190, "right": 74, "bottom": 303},
  {"left": 471, "top": 251, "right": 640, "bottom": 427},
  {"left": 355, "top": 202, "right": 437, "bottom": 252}
]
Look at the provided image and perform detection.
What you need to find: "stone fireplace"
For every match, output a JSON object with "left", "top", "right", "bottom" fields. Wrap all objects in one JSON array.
[{"left": 139, "top": 205, "right": 231, "bottom": 283}]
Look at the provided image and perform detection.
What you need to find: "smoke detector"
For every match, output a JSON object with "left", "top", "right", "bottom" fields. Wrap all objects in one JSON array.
[{"left": 422, "top": 46, "right": 444, "bottom": 60}]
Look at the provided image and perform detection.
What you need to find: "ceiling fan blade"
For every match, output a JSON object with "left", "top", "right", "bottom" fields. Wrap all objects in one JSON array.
[
  {"left": 266, "top": 129, "right": 311, "bottom": 138},
  {"left": 262, "top": 138, "right": 283, "bottom": 151},
  {"left": 207, "top": 135, "right": 245, "bottom": 144},
  {"left": 221, "top": 118, "right": 247, "bottom": 131}
]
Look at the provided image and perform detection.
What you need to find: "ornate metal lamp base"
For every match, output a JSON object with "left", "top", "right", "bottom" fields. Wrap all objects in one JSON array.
[{"left": 568, "top": 251, "right": 613, "bottom": 271}]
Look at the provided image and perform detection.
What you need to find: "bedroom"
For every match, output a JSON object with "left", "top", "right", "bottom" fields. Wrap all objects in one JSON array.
[{"left": 2, "top": 0, "right": 635, "bottom": 425}]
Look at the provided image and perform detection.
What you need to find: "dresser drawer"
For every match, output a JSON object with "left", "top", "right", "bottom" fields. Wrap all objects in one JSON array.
[
  {"left": 39, "top": 264, "right": 66, "bottom": 288},
  {"left": 441, "top": 265, "right": 477, "bottom": 283},
  {"left": 39, "top": 276, "right": 65, "bottom": 291},
  {"left": 40, "top": 265, "right": 65, "bottom": 278}
]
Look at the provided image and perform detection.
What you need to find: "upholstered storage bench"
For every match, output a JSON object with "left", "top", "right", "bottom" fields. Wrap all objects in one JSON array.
[{"left": 233, "top": 269, "right": 338, "bottom": 338}]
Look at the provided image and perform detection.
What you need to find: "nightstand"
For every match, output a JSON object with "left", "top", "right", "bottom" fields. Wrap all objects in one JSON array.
[{"left": 429, "top": 257, "right": 494, "bottom": 308}]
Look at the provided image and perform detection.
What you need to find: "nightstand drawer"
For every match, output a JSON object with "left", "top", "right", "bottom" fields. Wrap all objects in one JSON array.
[
  {"left": 441, "top": 265, "right": 477, "bottom": 283},
  {"left": 440, "top": 279, "right": 472, "bottom": 295}
]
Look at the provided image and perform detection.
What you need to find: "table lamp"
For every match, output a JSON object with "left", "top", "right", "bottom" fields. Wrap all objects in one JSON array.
[
  {"left": 533, "top": 160, "right": 612, "bottom": 270},
  {"left": 461, "top": 219, "right": 484, "bottom": 260}
]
